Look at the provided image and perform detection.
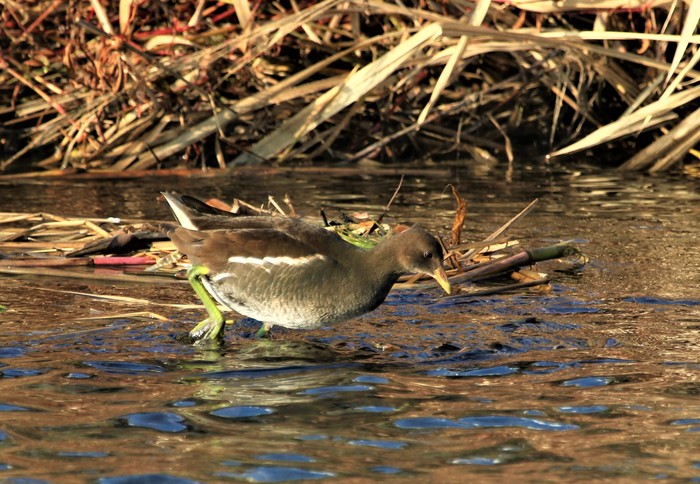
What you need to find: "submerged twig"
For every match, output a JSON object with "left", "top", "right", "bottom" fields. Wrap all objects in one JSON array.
[{"left": 455, "top": 278, "right": 551, "bottom": 298}]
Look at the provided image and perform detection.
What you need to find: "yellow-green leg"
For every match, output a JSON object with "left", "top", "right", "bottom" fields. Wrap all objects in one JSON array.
[
  {"left": 254, "top": 323, "right": 273, "bottom": 339},
  {"left": 187, "top": 265, "right": 226, "bottom": 341}
]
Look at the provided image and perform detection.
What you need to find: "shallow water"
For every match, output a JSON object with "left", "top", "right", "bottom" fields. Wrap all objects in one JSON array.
[{"left": 0, "top": 163, "right": 699, "bottom": 483}]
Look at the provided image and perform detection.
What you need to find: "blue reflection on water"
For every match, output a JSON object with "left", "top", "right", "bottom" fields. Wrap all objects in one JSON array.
[
  {"left": 210, "top": 406, "right": 274, "bottom": 419},
  {"left": 557, "top": 405, "right": 608, "bottom": 414},
  {"left": 427, "top": 365, "right": 517, "bottom": 377},
  {"left": 84, "top": 361, "right": 167, "bottom": 375},
  {"left": 348, "top": 439, "right": 407, "bottom": 449},
  {"left": 217, "top": 466, "right": 334, "bottom": 482},
  {"left": 300, "top": 385, "right": 373, "bottom": 395},
  {"left": 562, "top": 376, "right": 614, "bottom": 387},
  {"left": 395, "top": 415, "right": 578, "bottom": 431},
  {"left": 624, "top": 297, "right": 700, "bottom": 306},
  {"left": 0, "top": 347, "right": 24, "bottom": 358},
  {"left": 0, "top": 403, "right": 31, "bottom": 412},
  {"left": 119, "top": 412, "right": 188, "bottom": 432}
]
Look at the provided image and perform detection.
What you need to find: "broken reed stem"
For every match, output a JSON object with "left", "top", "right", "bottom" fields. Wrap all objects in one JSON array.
[
  {"left": 448, "top": 184, "right": 468, "bottom": 246},
  {"left": 376, "top": 175, "right": 404, "bottom": 225},
  {"left": 460, "top": 198, "right": 539, "bottom": 262}
]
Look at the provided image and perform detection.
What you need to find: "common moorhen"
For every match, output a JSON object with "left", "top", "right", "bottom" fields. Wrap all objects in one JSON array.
[{"left": 159, "top": 192, "right": 451, "bottom": 341}]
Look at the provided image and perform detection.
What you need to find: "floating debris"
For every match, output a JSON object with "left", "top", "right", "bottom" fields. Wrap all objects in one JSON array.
[{"left": 0, "top": 191, "right": 587, "bottom": 308}]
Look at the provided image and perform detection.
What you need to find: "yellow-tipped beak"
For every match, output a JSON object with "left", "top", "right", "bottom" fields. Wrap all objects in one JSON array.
[{"left": 432, "top": 266, "right": 452, "bottom": 295}]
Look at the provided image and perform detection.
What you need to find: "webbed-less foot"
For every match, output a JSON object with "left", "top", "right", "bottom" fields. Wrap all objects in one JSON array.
[
  {"left": 187, "top": 265, "right": 227, "bottom": 341},
  {"left": 190, "top": 317, "right": 224, "bottom": 341}
]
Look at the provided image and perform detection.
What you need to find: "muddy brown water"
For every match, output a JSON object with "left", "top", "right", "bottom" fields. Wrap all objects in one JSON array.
[{"left": 0, "top": 163, "right": 699, "bottom": 483}]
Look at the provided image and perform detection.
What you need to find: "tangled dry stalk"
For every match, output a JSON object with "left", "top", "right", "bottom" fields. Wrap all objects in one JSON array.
[{"left": 1, "top": 0, "right": 698, "bottom": 173}]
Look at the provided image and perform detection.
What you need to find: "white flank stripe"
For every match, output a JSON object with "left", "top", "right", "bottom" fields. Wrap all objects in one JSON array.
[
  {"left": 227, "top": 254, "right": 326, "bottom": 267},
  {"left": 212, "top": 272, "right": 234, "bottom": 283}
]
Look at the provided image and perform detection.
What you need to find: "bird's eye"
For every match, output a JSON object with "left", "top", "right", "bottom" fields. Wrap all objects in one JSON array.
[{"left": 423, "top": 251, "right": 433, "bottom": 259}]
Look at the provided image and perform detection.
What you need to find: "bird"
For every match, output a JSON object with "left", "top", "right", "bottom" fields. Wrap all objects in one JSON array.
[{"left": 157, "top": 192, "right": 451, "bottom": 341}]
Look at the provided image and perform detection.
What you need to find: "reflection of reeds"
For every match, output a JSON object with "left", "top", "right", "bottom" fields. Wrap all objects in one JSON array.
[{"left": 1, "top": 0, "right": 698, "bottom": 172}]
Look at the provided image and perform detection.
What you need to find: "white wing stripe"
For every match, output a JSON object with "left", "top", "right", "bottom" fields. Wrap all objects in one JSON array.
[{"left": 227, "top": 254, "right": 327, "bottom": 267}]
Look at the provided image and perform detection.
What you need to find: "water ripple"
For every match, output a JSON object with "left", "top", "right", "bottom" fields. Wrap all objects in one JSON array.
[
  {"left": 557, "top": 405, "right": 609, "bottom": 414},
  {"left": 348, "top": 439, "right": 408, "bottom": 449},
  {"left": 1, "top": 368, "right": 47, "bottom": 378},
  {"left": 370, "top": 466, "right": 402, "bottom": 474},
  {"left": 300, "top": 385, "right": 373, "bottom": 395},
  {"left": 84, "top": 361, "right": 167, "bottom": 375},
  {"left": 562, "top": 376, "right": 614, "bottom": 387},
  {"left": 254, "top": 453, "right": 315, "bottom": 463},
  {"left": 217, "top": 466, "right": 334, "bottom": 482},
  {"left": 0, "top": 403, "right": 32, "bottom": 412},
  {"left": 58, "top": 451, "right": 110, "bottom": 458},
  {"left": 457, "top": 415, "right": 579, "bottom": 431},
  {"left": 354, "top": 406, "right": 396, "bottom": 413},
  {"left": 0, "top": 347, "right": 24, "bottom": 358},
  {"left": 118, "top": 412, "right": 188, "bottom": 433},
  {"left": 624, "top": 296, "right": 700, "bottom": 306},
  {"left": 394, "top": 417, "right": 468, "bottom": 429},
  {"left": 210, "top": 406, "right": 274, "bottom": 419},
  {"left": 427, "top": 365, "right": 518, "bottom": 377},
  {"left": 395, "top": 415, "right": 578, "bottom": 431},
  {"left": 99, "top": 475, "right": 199, "bottom": 484}
]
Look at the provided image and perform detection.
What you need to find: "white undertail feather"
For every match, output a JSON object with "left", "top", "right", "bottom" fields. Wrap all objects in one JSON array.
[{"left": 165, "top": 195, "right": 198, "bottom": 230}]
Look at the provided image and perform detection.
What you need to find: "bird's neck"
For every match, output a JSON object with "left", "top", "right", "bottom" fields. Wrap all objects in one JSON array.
[
  {"left": 363, "top": 233, "right": 406, "bottom": 281},
  {"left": 348, "top": 237, "right": 405, "bottom": 311}
]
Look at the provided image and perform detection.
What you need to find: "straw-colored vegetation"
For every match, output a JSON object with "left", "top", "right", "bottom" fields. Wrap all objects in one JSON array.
[
  {"left": 0, "top": 192, "right": 582, "bottom": 310},
  {"left": 1, "top": 0, "right": 698, "bottom": 173}
]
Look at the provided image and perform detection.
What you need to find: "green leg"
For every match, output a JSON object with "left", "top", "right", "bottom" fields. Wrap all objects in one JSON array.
[
  {"left": 187, "top": 265, "right": 226, "bottom": 341},
  {"left": 254, "top": 323, "right": 273, "bottom": 339}
]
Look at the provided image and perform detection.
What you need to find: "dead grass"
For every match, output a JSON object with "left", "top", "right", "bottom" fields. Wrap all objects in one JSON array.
[{"left": 1, "top": 0, "right": 698, "bottom": 173}]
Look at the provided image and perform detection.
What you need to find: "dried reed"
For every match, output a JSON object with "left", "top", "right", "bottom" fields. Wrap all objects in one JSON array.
[{"left": 1, "top": 0, "right": 697, "bottom": 173}]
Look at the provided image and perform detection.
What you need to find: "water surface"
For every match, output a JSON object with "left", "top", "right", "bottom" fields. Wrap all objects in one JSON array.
[{"left": 0, "top": 163, "right": 699, "bottom": 482}]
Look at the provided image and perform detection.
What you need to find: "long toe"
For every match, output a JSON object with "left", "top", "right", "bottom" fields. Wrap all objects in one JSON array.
[{"left": 189, "top": 317, "right": 225, "bottom": 341}]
